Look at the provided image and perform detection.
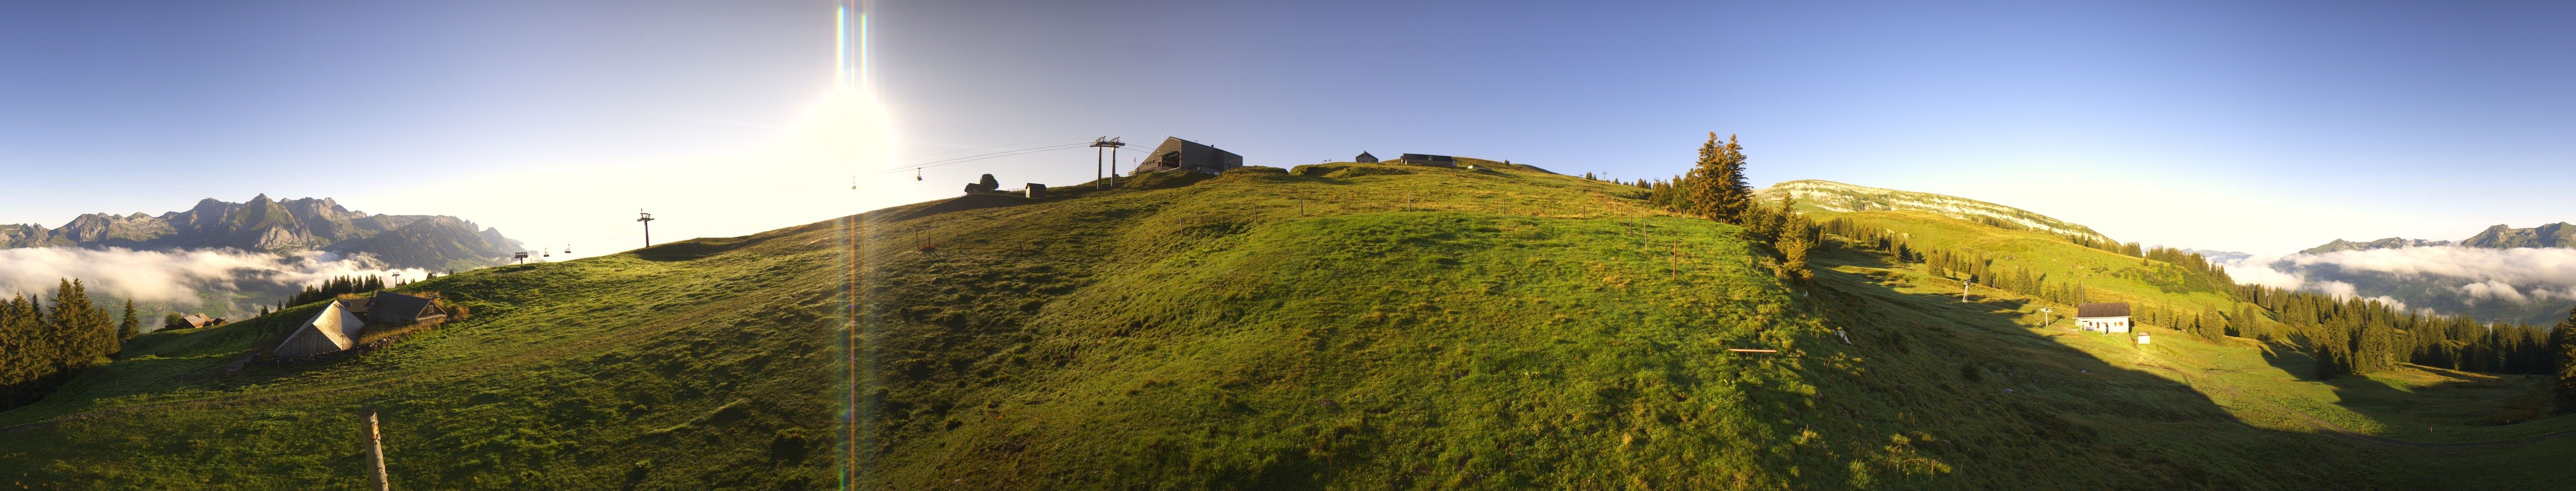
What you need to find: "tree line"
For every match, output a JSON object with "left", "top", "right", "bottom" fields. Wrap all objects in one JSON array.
[
  {"left": 0, "top": 279, "right": 134, "bottom": 409},
  {"left": 283, "top": 274, "right": 389, "bottom": 308}
]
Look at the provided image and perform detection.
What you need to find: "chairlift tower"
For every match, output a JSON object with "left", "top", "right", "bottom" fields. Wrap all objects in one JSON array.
[
  {"left": 637, "top": 210, "right": 656, "bottom": 247},
  {"left": 1090, "top": 137, "right": 1126, "bottom": 189}
]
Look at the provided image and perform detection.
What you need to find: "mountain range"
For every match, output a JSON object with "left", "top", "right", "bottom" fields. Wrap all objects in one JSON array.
[
  {"left": 2271, "top": 222, "right": 2576, "bottom": 325},
  {"left": 2297, "top": 222, "right": 2573, "bottom": 255},
  {"left": 0, "top": 195, "right": 522, "bottom": 269}
]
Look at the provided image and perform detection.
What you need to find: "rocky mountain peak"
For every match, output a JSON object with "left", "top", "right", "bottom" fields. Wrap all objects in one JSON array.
[{"left": 1, "top": 195, "right": 521, "bottom": 269}]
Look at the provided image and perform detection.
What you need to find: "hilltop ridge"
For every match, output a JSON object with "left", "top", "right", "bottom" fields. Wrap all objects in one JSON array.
[{"left": 1754, "top": 179, "right": 2113, "bottom": 243}]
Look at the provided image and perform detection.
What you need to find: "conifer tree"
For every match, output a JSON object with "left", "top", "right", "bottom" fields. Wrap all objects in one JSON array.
[
  {"left": 117, "top": 299, "right": 138, "bottom": 341},
  {"left": 1716, "top": 135, "right": 1750, "bottom": 221},
  {"left": 1685, "top": 133, "right": 1726, "bottom": 221},
  {"left": 1780, "top": 217, "right": 1815, "bottom": 283},
  {"left": 2552, "top": 308, "right": 2576, "bottom": 414}
]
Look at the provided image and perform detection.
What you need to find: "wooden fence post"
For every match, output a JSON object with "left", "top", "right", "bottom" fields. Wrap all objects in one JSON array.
[{"left": 361, "top": 409, "right": 391, "bottom": 491}]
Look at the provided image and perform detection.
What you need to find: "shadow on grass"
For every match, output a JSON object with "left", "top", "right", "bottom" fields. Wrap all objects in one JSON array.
[{"left": 1797, "top": 242, "right": 2414, "bottom": 488}]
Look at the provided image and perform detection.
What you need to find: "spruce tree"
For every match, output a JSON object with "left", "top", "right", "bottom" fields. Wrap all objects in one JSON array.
[
  {"left": 117, "top": 299, "right": 138, "bottom": 341},
  {"left": 1685, "top": 134, "right": 1754, "bottom": 224},
  {"left": 1685, "top": 133, "right": 1727, "bottom": 221},
  {"left": 1779, "top": 216, "right": 1815, "bottom": 282},
  {"left": 1712, "top": 134, "right": 1752, "bottom": 222},
  {"left": 2552, "top": 308, "right": 2576, "bottom": 414}
]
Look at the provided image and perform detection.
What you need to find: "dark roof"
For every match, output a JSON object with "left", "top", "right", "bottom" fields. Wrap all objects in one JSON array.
[
  {"left": 2076, "top": 302, "right": 2131, "bottom": 318},
  {"left": 1398, "top": 153, "right": 1454, "bottom": 161},
  {"left": 366, "top": 292, "right": 443, "bottom": 323},
  {"left": 1355, "top": 151, "right": 1377, "bottom": 162}
]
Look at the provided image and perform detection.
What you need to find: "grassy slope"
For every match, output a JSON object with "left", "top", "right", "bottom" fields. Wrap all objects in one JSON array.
[
  {"left": 0, "top": 222, "right": 848, "bottom": 490},
  {"left": 1803, "top": 206, "right": 2576, "bottom": 487},
  {"left": 2, "top": 163, "right": 2568, "bottom": 489}
]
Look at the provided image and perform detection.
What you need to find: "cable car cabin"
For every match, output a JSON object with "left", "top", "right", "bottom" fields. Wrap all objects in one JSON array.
[{"left": 2076, "top": 302, "right": 2132, "bottom": 333}]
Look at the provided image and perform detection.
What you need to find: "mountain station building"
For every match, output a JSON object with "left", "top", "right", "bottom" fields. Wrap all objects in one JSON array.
[
  {"left": 1130, "top": 137, "right": 1243, "bottom": 175},
  {"left": 1394, "top": 153, "right": 1456, "bottom": 167}
]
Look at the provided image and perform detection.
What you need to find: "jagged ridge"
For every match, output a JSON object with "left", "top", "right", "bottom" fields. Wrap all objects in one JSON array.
[{"left": 0, "top": 195, "right": 523, "bottom": 269}]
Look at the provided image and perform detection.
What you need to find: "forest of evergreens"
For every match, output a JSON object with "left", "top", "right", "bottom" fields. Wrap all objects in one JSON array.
[
  {"left": 0, "top": 279, "right": 131, "bottom": 409},
  {"left": 282, "top": 274, "right": 389, "bottom": 308}
]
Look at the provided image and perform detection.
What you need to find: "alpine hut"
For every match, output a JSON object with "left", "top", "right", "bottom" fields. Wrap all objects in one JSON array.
[
  {"left": 274, "top": 301, "right": 366, "bottom": 357},
  {"left": 1354, "top": 152, "right": 1379, "bottom": 163},
  {"left": 2076, "top": 302, "right": 2132, "bottom": 333}
]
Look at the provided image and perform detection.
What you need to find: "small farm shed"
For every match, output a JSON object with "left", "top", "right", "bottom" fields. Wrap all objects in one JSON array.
[
  {"left": 275, "top": 301, "right": 366, "bottom": 357},
  {"left": 1354, "top": 152, "right": 1378, "bottom": 163},
  {"left": 2077, "top": 302, "right": 2132, "bottom": 333},
  {"left": 1394, "top": 153, "right": 1456, "bottom": 167},
  {"left": 180, "top": 314, "right": 212, "bottom": 328},
  {"left": 1130, "top": 137, "right": 1243, "bottom": 175}
]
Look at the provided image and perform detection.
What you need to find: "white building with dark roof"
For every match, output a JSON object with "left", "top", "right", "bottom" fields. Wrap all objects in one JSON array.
[{"left": 2077, "top": 302, "right": 2132, "bottom": 333}]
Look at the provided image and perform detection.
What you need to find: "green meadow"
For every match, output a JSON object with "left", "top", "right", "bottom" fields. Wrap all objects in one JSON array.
[{"left": 2, "top": 162, "right": 2569, "bottom": 489}]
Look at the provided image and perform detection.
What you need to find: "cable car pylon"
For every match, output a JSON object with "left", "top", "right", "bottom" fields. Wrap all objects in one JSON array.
[{"left": 1090, "top": 137, "right": 1125, "bottom": 190}]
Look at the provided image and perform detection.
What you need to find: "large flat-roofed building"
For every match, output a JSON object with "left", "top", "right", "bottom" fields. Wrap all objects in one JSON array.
[
  {"left": 1394, "top": 153, "right": 1456, "bottom": 167},
  {"left": 1130, "top": 137, "right": 1243, "bottom": 175}
]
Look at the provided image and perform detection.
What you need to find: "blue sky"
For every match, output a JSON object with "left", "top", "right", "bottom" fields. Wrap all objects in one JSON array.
[{"left": 3, "top": 0, "right": 2571, "bottom": 257}]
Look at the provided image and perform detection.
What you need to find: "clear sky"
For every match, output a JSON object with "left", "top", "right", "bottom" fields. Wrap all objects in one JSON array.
[{"left": 3, "top": 0, "right": 2571, "bottom": 259}]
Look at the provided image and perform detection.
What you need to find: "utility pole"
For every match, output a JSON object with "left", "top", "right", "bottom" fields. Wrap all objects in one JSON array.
[
  {"left": 637, "top": 210, "right": 656, "bottom": 247},
  {"left": 1091, "top": 137, "right": 1125, "bottom": 189},
  {"left": 359, "top": 409, "right": 390, "bottom": 491}
]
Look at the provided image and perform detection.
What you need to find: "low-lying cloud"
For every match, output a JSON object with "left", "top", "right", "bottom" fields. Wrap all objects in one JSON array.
[
  {"left": 2223, "top": 246, "right": 2576, "bottom": 313},
  {"left": 2284, "top": 246, "right": 2576, "bottom": 288},
  {"left": 0, "top": 246, "right": 426, "bottom": 305}
]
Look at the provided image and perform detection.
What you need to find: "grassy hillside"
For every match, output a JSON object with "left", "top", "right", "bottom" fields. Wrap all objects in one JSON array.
[
  {"left": 1787, "top": 201, "right": 2576, "bottom": 488},
  {"left": 2, "top": 162, "right": 2570, "bottom": 489},
  {"left": 0, "top": 222, "right": 847, "bottom": 489}
]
